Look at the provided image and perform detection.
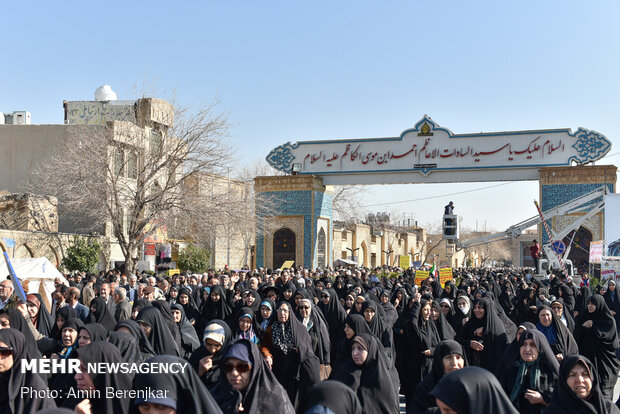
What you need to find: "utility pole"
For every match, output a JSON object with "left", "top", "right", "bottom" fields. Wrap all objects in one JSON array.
[{"left": 346, "top": 247, "right": 360, "bottom": 262}]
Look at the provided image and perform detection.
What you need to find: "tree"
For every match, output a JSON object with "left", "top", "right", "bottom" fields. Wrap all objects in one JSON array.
[
  {"left": 29, "top": 97, "right": 231, "bottom": 274},
  {"left": 418, "top": 220, "right": 444, "bottom": 265},
  {"left": 62, "top": 236, "right": 100, "bottom": 272},
  {"left": 165, "top": 159, "right": 282, "bottom": 269},
  {"left": 332, "top": 185, "right": 367, "bottom": 224},
  {"left": 177, "top": 243, "right": 211, "bottom": 273},
  {"left": 230, "top": 160, "right": 282, "bottom": 267}
]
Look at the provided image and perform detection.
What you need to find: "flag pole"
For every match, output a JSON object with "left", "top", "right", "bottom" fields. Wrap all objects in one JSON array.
[{"left": 3, "top": 251, "right": 28, "bottom": 303}]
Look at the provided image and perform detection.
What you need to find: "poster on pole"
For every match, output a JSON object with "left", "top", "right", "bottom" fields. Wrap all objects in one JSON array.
[
  {"left": 414, "top": 270, "right": 429, "bottom": 286},
  {"left": 605, "top": 194, "right": 620, "bottom": 256},
  {"left": 439, "top": 267, "right": 453, "bottom": 287},
  {"left": 589, "top": 241, "right": 604, "bottom": 264}
]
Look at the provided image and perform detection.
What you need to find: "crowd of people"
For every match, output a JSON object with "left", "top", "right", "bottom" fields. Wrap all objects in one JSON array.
[{"left": 1, "top": 264, "right": 620, "bottom": 413}]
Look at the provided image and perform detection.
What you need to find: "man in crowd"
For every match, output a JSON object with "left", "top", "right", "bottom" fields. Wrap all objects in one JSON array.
[
  {"left": 0, "top": 279, "right": 16, "bottom": 310},
  {"left": 530, "top": 239, "right": 541, "bottom": 272},
  {"left": 81, "top": 274, "right": 96, "bottom": 307},
  {"left": 64, "top": 287, "right": 89, "bottom": 322},
  {"left": 123, "top": 274, "right": 138, "bottom": 302},
  {"left": 113, "top": 287, "right": 132, "bottom": 321}
]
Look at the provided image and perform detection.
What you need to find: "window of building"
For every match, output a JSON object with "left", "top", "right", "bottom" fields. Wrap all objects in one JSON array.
[
  {"left": 121, "top": 208, "right": 128, "bottom": 236},
  {"left": 114, "top": 148, "right": 124, "bottom": 177},
  {"left": 150, "top": 129, "right": 163, "bottom": 157},
  {"left": 168, "top": 166, "right": 177, "bottom": 185},
  {"left": 127, "top": 151, "right": 138, "bottom": 180},
  {"left": 341, "top": 231, "right": 347, "bottom": 240}
]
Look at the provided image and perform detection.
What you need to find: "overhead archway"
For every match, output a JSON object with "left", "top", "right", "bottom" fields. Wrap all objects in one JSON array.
[
  {"left": 360, "top": 241, "right": 368, "bottom": 267},
  {"left": 48, "top": 245, "right": 60, "bottom": 267},
  {"left": 258, "top": 117, "right": 613, "bottom": 271},
  {"left": 15, "top": 243, "right": 34, "bottom": 258},
  {"left": 273, "top": 227, "right": 296, "bottom": 269}
]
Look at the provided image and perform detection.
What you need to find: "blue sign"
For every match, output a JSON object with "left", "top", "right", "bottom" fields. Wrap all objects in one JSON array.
[
  {"left": 551, "top": 240, "right": 566, "bottom": 255},
  {"left": 1, "top": 238, "right": 15, "bottom": 248}
]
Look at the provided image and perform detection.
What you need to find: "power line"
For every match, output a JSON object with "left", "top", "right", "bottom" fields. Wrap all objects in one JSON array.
[
  {"left": 358, "top": 151, "right": 619, "bottom": 209},
  {"left": 601, "top": 151, "right": 620, "bottom": 160},
  {"left": 359, "top": 182, "right": 516, "bottom": 208}
]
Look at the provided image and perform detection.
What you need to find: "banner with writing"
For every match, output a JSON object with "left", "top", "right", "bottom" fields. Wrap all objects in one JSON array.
[
  {"left": 439, "top": 267, "right": 453, "bottom": 288},
  {"left": 589, "top": 241, "right": 604, "bottom": 264},
  {"left": 414, "top": 270, "right": 429, "bottom": 286}
]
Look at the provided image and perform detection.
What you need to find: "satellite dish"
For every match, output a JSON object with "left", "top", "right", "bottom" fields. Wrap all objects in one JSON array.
[{"left": 94, "top": 85, "right": 118, "bottom": 101}]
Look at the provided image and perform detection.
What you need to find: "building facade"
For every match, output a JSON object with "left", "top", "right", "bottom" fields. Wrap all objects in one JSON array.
[{"left": 333, "top": 221, "right": 427, "bottom": 268}]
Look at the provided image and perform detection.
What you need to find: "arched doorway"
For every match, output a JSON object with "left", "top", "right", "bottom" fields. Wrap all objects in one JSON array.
[
  {"left": 563, "top": 226, "right": 592, "bottom": 275},
  {"left": 317, "top": 228, "right": 326, "bottom": 268},
  {"left": 273, "top": 227, "right": 296, "bottom": 269}
]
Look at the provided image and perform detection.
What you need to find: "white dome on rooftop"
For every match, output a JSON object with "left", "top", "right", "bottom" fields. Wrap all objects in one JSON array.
[{"left": 94, "top": 85, "right": 117, "bottom": 101}]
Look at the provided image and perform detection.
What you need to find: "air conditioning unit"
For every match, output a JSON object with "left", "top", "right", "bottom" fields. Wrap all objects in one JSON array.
[{"left": 10, "top": 111, "right": 31, "bottom": 125}]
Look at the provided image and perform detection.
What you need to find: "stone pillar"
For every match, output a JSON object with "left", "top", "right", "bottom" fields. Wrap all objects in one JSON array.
[{"left": 254, "top": 175, "right": 333, "bottom": 269}]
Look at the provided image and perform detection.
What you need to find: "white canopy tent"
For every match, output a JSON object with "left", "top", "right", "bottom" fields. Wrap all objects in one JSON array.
[
  {"left": 0, "top": 257, "right": 67, "bottom": 312},
  {"left": 334, "top": 258, "right": 359, "bottom": 267}
]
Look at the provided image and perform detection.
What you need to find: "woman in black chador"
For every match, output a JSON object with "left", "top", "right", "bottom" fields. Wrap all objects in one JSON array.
[
  {"left": 499, "top": 330, "right": 559, "bottom": 413},
  {"left": 543, "top": 355, "right": 620, "bottom": 414},
  {"left": 332, "top": 333, "right": 400, "bottom": 414},
  {"left": 431, "top": 366, "right": 519, "bottom": 414},
  {"left": 402, "top": 296, "right": 440, "bottom": 405},
  {"left": 456, "top": 297, "right": 508, "bottom": 371},
  {"left": 407, "top": 339, "right": 468, "bottom": 414},
  {"left": 573, "top": 294, "right": 620, "bottom": 399},
  {"left": 0, "top": 328, "right": 56, "bottom": 413},
  {"left": 262, "top": 301, "right": 320, "bottom": 408}
]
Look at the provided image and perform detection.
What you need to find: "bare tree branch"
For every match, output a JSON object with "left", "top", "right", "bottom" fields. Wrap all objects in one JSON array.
[{"left": 28, "top": 97, "right": 232, "bottom": 273}]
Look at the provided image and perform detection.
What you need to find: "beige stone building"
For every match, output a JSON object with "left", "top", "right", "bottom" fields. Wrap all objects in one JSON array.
[
  {"left": 333, "top": 219, "right": 427, "bottom": 268},
  {"left": 0, "top": 91, "right": 179, "bottom": 270},
  {"left": 0, "top": 192, "right": 106, "bottom": 268},
  {"left": 0, "top": 91, "right": 258, "bottom": 272},
  {"left": 182, "top": 173, "right": 254, "bottom": 269}
]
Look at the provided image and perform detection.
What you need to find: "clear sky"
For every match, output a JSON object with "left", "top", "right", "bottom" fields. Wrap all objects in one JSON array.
[{"left": 2, "top": 1, "right": 619, "bottom": 232}]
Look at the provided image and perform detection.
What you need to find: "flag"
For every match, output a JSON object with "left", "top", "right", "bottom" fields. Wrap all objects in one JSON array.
[
  {"left": 3, "top": 252, "right": 27, "bottom": 303},
  {"left": 430, "top": 263, "right": 438, "bottom": 278}
]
